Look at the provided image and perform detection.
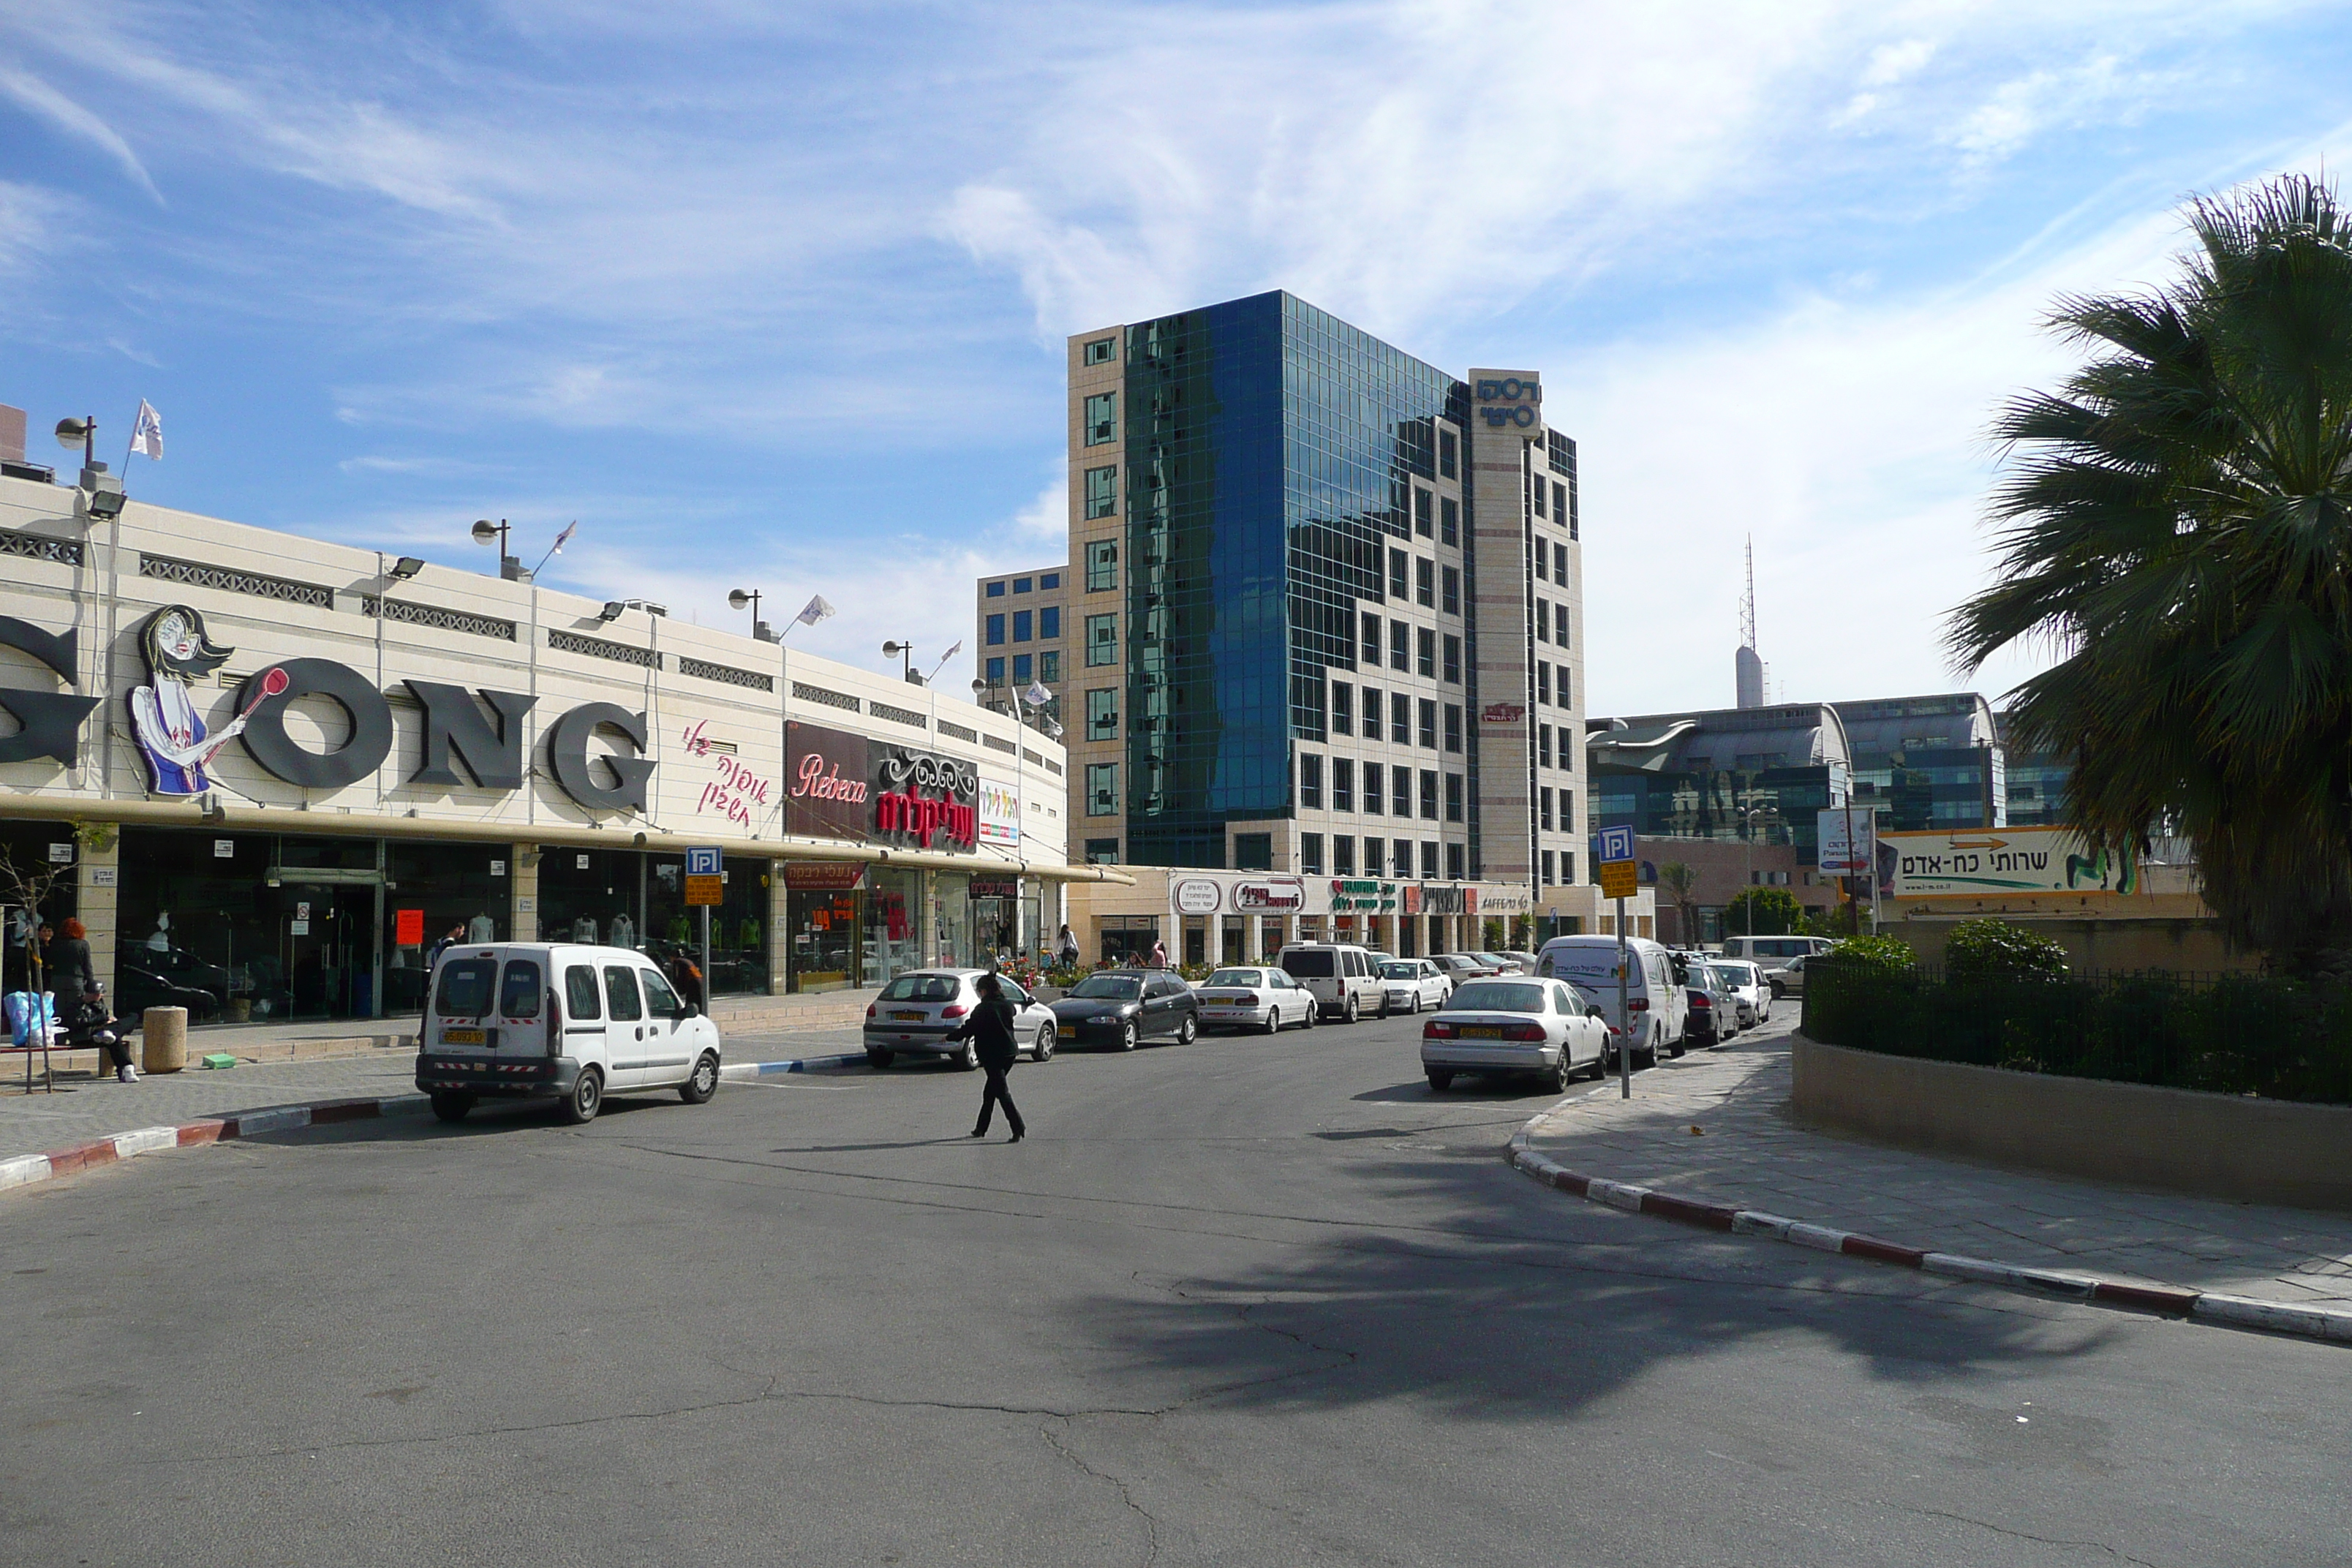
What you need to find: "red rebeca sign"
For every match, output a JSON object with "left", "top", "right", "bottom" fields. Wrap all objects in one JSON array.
[{"left": 872, "top": 746, "right": 978, "bottom": 852}]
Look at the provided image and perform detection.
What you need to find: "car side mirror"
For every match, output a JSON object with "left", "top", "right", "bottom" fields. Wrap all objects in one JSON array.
[
  {"left": 1588, "top": 1006, "right": 1605, "bottom": 1019},
  {"left": 679, "top": 1003, "right": 701, "bottom": 1020}
]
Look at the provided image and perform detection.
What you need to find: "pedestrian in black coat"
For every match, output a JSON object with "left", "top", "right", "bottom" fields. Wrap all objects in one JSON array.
[{"left": 944, "top": 973, "right": 1025, "bottom": 1142}]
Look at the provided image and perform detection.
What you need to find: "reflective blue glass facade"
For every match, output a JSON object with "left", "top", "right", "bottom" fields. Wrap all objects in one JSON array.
[{"left": 1120, "top": 292, "right": 1463, "bottom": 867}]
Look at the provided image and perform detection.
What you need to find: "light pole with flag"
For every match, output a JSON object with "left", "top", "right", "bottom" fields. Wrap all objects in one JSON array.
[{"left": 776, "top": 593, "right": 836, "bottom": 823}]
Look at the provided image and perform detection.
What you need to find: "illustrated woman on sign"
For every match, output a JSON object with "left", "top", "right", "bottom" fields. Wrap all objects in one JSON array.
[{"left": 128, "top": 605, "right": 246, "bottom": 796}]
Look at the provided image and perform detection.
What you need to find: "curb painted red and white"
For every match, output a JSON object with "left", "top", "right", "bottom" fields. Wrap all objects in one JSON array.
[{"left": 1504, "top": 1123, "right": 2352, "bottom": 1348}]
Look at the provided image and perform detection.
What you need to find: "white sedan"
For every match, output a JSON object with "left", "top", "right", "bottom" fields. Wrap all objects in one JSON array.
[
  {"left": 1421, "top": 977, "right": 1611, "bottom": 1093},
  {"left": 1192, "top": 966, "right": 1319, "bottom": 1033},
  {"left": 1379, "top": 958, "right": 1453, "bottom": 1014},
  {"left": 1714, "top": 959, "right": 1771, "bottom": 1026}
]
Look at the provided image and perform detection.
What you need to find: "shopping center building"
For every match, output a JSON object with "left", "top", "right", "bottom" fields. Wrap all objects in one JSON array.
[{"left": 0, "top": 468, "right": 1114, "bottom": 1027}]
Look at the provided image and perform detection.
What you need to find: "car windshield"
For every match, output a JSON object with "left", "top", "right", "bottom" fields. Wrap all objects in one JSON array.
[
  {"left": 1070, "top": 974, "right": 1142, "bottom": 1000},
  {"left": 1281, "top": 949, "right": 1335, "bottom": 977},
  {"left": 1447, "top": 981, "right": 1548, "bottom": 1014},
  {"left": 1205, "top": 969, "right": 1264, "bottom": 988},
  {"left": 879, "top": 974, "right": 962, "bottom": 1003},
  {"left": 1379, "top": 962, "right": 1420, "bottom": 979}
]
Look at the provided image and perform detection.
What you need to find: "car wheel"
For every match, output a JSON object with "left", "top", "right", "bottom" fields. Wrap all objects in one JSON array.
[
  {"left": 679, "top": 1052, "right": 720, "bottom": 1104},
  {"left": 429, "top": 1092, "right": 473, "bottom": 1123},
  {"left": 952, "top": 1039, "right": 980, "bottom": 1071},
  {"left": 1378, "top": 991, "right": 1392, "bottom": 1019},
  {"left": 1667, "top": 1033, "right": 1686, "bottom": 1059},
  {"left": 1260, "top": 1009, "right": 1281, "bottom": 1035},
  {"left": 1426, "top": 1068, "right": 1454, "bottom": 1092},
  {"left": 1343, "top": 995, "right": 1359, "bottom": 1025},
  {"left": 1303, "top": 1002, "right": 1317, "bottom": 1030},
  {"left": 557, "top": 1066, "right": 603, "bottom": 1126},
  {"left": 1547, "top": 1053, "right": 1572, "bottom": 1094},
  {"left": 1033, "top": 1026, "right": 1055, "bottom": 1062},
  {"left": 1118, "top": 1020, "right": 1139, "bottom": 1052},
  {"left": 867, "top": 1048, "right": 894, "bottom": 1069},
  {"left": 1176, "top": 1014, "right": 1197, "bottom": 1045}
]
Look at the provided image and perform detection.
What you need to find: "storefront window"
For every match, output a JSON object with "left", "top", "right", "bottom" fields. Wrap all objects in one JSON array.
[
  {"left": 933, "top": 873, "right": 971, "bottom": 968},
  {"left": 867, "top": 867, "right": 922, "bottom": 986},
  {"left": 0, "top": 819, "right": 79, "bottom": 995},
  {"left": 970, "top": 877, "right": 1019, "bottom": 965},
  {"left": 383, "top": 842, "right": 508, "bottom": 1014}
]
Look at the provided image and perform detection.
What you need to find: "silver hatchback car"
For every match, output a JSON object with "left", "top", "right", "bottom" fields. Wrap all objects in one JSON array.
[{"left": 862, "top": 969, "right": 1060, "bottom": 1070}]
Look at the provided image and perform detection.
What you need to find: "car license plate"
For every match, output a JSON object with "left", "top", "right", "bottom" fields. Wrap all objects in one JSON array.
[
  {"left": 1058, "top": 1025, "right": 1077, "bottom": 1038},
  {"left": 1459, "top": 1025, "right": 1502, "bottom": 1039},
  {"left": 892, "top": 1010, "right": 925, "bottom": 1022},
  {"left": 440, "top": 1027, "right": 485, "bottom": 1046}
]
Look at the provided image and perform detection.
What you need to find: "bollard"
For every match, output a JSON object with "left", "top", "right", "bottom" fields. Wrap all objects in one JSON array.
[{"left": 142, "top": 1006, "right": 189, "bottom": 1074}]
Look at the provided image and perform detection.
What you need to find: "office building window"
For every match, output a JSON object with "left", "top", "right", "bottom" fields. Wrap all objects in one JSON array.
[
  {"left": 1419, "top": 769, "right": 1438, "bottom": 819},
  {"left": 1331, "top": 683, "right": 1352, "bottom": 734},
  {"left": 1441, "top": 566, "right": 1459, "bottom": 616},
  {"left": 1387, "top": 548, "right": 1407, "bottom": 600},
  {"left": 1362, "top": 685, "right": 1382, "bottom": 739},
  {"left": 1414, "top": 486, "right": 1433, "bottom": 537},
  {"left": 1041, "top": 572, "right": 1060, "bottom": 589},
  {"left": 1560, "top": 851, "right": 1576, "bottom": 883},
  {"left": 1084, "top": 464, "right": 1118, "bottom": 519},
  {"left": 1235, "top": 832, "right": 1273, "bottom": 870},
  {"left": 1421, "top": 840, "right": 1439, "bottom": 878},
  {"left": 986, "top": 656, "right": 1004, "bottom": 682},
  {"left": 1439, "top": 429, "right": 1457, "bottom": 478},
  {"left": 1085, "top": 837, "right": 1120, "bottom": 864},
  {"left": 1012, "top": 609, "right": 1032, "bottom": 642},
  {"left": 1440, "top": 496, "right": 1458, "bottom": 546},
  {"left": 1442, "top": 634, "right": 1460, "bottom": 684},
  {"left": 1535, "top": 546, "right": 1549, "bottom": 582},
  {"left": 985, "top": 581, "right": 1006, "bottom": 598},
  {"left": 986, "top": 613, "right": 1005, "bottom": 646},
  {"left": 1390, "top": 620, "right": 1409, "bottom": 672},
  {"left": 1416, "top": 557, "right": 1434, "bottom": 608},
  {"left": 1417, "top": 627, "right": 1435, "bottom": 677},
  {"left": 1299, "top": 753, "right": 1322, "bottom": 809},
  {"left": 1360, "top": 611, "right": 1379, "bottom": 663},
  {"left": 1084, "top": 336, "right": 1117, "bottom": 365},
  {"left": 1012, "top": 654, "right": 1031, "bottom": 682},
  {"left": 1086, "top": 613, "right": 1117, "bottom": 666},
  {"left": 1040, "top": 650, "right": 1060, "bottom": 683},
  {"left": 1393, "top": 837, "right": 1414, "bottom": 878},
  {"left": 1553, "top": 541, "right": 1568, "bottom": 582},
  {"left": 1532, "top": 476, "right": 1547, "bottom": 517},
  {"left": 1085, "top": 764, "right": 1117, "bottom": 815},
  {"left": 1301, "top": 833, "right": 1324, "bottom": 875},
  {"left": 1541, "top": 786, "right": 1554, "bottom": 832},
  {"left": 1556, "top": 663, "right": 1571, "bottom": 707},
  {"left": 1446, "top": 843, "right": 1465, "bottom": 881},
  {"left": 1334, "top": 834, "right": 1355, "bottom": 875},
  {"left": 1362, "top": 761, "right": 1383, "bottom": 815},
  {"left": 1014, "top": 577, "right": 1032, "bottom": 594},
  {"left": 1538, "top": 663, "right": 1552, "bottom": 704},
  {"left": 1084, "top": 391, "right": 1117, "bottom": 446},
  {"left": 1560, "top": 789, "right": 1575, "bottom": 830},
  {"left": 1392, "top": 692, "right": 1410, "bottom": 745},
  {"left": 1040, "top": 606, "right": 1060, "bottom": 640},
  {"left": 1536, "top": 598, "right": 1550, "bottom": 644},
  {"left": 1542, "top": 849, "right": 1556, "bottom": 886},
  {"left": 1364, "top": 837, "right": 1384, "bottom": 875},
  {"left": 1087, "top": 687, "right": 1118, "bottom": 740},
  {"left": 1443, "top": 704, "right": 1461, "bottom": 753},
  {"left": 1444, "top": 772, "right": 1463, "bottom": 821},
  {"left": 1556, "top": 602, "right": 1570, "bottom": 645},
  {"left": 1086, "top": 539, "right": 1118, "bottom": 590},
  {"left": 1554, "top": 480, "right": 1568, "bottom": 526},
  {"left": 1417, "top": 698, "right": 1436, "bottom": 749},
  {"left": 1539, "top": 723, "right": 1553, "bottom": 768},
  {"left": 1392, "top": 767, "right": 1411, "bottom": 815},
  {"left": 1333, "top": 758, "right": 1354, "bottom": 812}
]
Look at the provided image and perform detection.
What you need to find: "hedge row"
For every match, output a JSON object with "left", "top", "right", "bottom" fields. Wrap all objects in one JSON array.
[{"left": 1801, "top": 960, "right": 2352, "bottom": 1105}]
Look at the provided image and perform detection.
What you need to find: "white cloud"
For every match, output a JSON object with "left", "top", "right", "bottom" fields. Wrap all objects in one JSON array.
[{"left": 0, "top": 67, "right": 162, "bottom": 202}]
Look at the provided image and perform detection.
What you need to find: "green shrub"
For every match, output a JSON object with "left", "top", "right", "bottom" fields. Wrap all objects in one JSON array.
[
  {"left": 1943, "top": 918, "right": 2068, "bottom": 983},
  {"left": 1828, "top": 934, "right": 1915, "bottom": 970}
]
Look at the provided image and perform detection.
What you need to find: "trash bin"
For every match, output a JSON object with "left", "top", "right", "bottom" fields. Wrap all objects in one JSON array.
[{"left": 142, "top": 1006, "right": 188, "bottom": 1074}]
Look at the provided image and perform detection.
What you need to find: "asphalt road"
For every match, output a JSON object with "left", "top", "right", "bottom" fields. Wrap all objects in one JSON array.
[{"left": 6, "top": 1008, "right": 2348, "bottom": 1566}]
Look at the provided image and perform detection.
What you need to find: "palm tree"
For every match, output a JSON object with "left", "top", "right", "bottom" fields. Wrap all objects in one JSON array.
[
  {"left": 1657, "top": 862, "right": 1701, "bottom": 946},
  {"left": 1950, "top": 173, "right": 2352, "bottom": 968}
]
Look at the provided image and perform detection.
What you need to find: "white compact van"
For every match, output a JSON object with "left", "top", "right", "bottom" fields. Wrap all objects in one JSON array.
[
  {"left": 1719, "top": 935, "right": 1833, "bottom": 965},
  {"left": 414, "top": 943, "right": 724, "bottom": 1126},
  {"left": 1534, "top": 935, "right": 1687, "bottom": 1067},
  {"left": 1275, "top": 943, "right": 1387, "bottom": 1022}
]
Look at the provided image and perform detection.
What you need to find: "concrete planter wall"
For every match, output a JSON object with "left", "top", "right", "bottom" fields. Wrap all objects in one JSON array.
[{"left": 1792, "top": 1035, "right": 2352, "bottom": 1211}]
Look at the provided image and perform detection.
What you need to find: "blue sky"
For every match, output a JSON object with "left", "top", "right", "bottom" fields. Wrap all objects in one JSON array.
[{"left": 4, "top": 1, "right": 2348, "bottom": 714}]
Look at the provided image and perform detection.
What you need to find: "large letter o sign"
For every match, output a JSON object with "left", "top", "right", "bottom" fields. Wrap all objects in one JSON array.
[{"left": 238, "top": 658, "right": 395, "bottom": 790}]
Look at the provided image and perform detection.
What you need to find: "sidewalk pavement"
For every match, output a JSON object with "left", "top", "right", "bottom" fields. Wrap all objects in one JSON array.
[
  {"left": 1520, "top": 1020, "right": 2352, "bottom": 1314},
  {"left": 0, "top": 1025, "right": 870, "bottom": 1167}
]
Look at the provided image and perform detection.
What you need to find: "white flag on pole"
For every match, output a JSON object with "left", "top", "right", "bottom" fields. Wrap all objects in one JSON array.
[
  {"left": 795, "top": 594, "right": 837, "bottom": 627},
  {"left": 129, "top": 399, "right": 162, "bottom": 461},
  {"left": 549, "top": 519, "right": 577, "bottom": 554},
  {"left": 939, "top": 639, "right": 962, "bottom": 662},
  {"left": 1025, "top": 681, "right": 1052, "bottom": 708}
]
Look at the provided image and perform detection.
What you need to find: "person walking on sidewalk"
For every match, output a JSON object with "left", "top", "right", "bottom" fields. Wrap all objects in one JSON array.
[
  {"left": 49, "top": 918, "right": 135, "bottom": 1083},
  {"left": 1056, "top": 923, "right": 1079, "bottom": 970},
  {"left": 943, "top": 973, "right": 1025, "bottom": 1143}
]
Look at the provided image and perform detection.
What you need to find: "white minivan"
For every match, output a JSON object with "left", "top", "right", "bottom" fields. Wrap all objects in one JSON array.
[
  {"left": 1275, "top": 942, "right": 1387, "bottom": 1022},
  {"left": 1719, "top": 935, "right": 1833, "bottom": 965},
  {"left": 1534, "top": 935, "right": 1688, "bottom": 1068},
  {"left": 414, "top": 943, "right": 724, "bottom": 1126}
]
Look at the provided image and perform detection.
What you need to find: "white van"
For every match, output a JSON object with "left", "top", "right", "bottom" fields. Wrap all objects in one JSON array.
[
  {"left": 1275, "top": 943, "right": 1387, "bottom": 1022},
  {"left": 413, "top": 943, "right": 724, "bottom": 1126},
  {"left": 1719, "top": 935, "right": 1833, "bottom": 965},
  {"left": 1534, "top": 935, "right": 1687, "bottom": 1068}
]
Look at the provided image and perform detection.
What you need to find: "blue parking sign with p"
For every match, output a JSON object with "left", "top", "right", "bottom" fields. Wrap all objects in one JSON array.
[
  {"left": 1596, "top": 826, "right": 1635, "bottom": 864},
  {"left": 685, "top": 845, "right": 723, "bottom": 876}
]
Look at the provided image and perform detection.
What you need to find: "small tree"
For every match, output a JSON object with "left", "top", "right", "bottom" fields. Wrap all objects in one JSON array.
[
  {"left": 1828, "top": 932, "right": 1917, "bottom": 970},
  {"left": 1657, "top": 862, "right": 1702, "bottom": 946},
  {"left": 0, "top": 848, "right": 75, "bottom": 998},
  {"left": 1724, "top": 886, "right": 1803, "bottom": 937},
  {"left": 1942, "top": 917, "right": 2069, "bottom": 983}
]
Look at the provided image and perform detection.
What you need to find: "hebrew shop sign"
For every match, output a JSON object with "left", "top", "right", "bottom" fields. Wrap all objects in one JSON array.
[{"left": 785, "top": 720, "right": 978, "bottom": 853}]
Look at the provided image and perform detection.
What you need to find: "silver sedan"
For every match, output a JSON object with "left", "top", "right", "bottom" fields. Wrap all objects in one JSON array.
[
  {"left": 1421, "top": 976, "right": 1611, "bottom": 1093},
  {"left": 1192, "top": 966, "right": 1319, "bottom": 1033}
]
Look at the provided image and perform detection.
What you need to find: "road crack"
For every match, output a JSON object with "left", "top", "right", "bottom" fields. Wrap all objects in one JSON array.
[
  {"left": 1900, "top": 1504, "right": 2172, "bottom": 1567},
  {"left": 1040, "top": 1418, "right": 1161, "bottom": 1568}
]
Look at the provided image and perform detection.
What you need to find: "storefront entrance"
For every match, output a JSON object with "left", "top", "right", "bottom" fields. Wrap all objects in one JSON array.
[{"left": 276, "top": 875, "right": 380, "bottom": 1022}]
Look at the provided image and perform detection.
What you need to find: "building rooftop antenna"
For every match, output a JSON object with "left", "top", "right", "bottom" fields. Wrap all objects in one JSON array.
[{"left": 1735, "top": 535, "right": 1765, "bottom": 709}]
